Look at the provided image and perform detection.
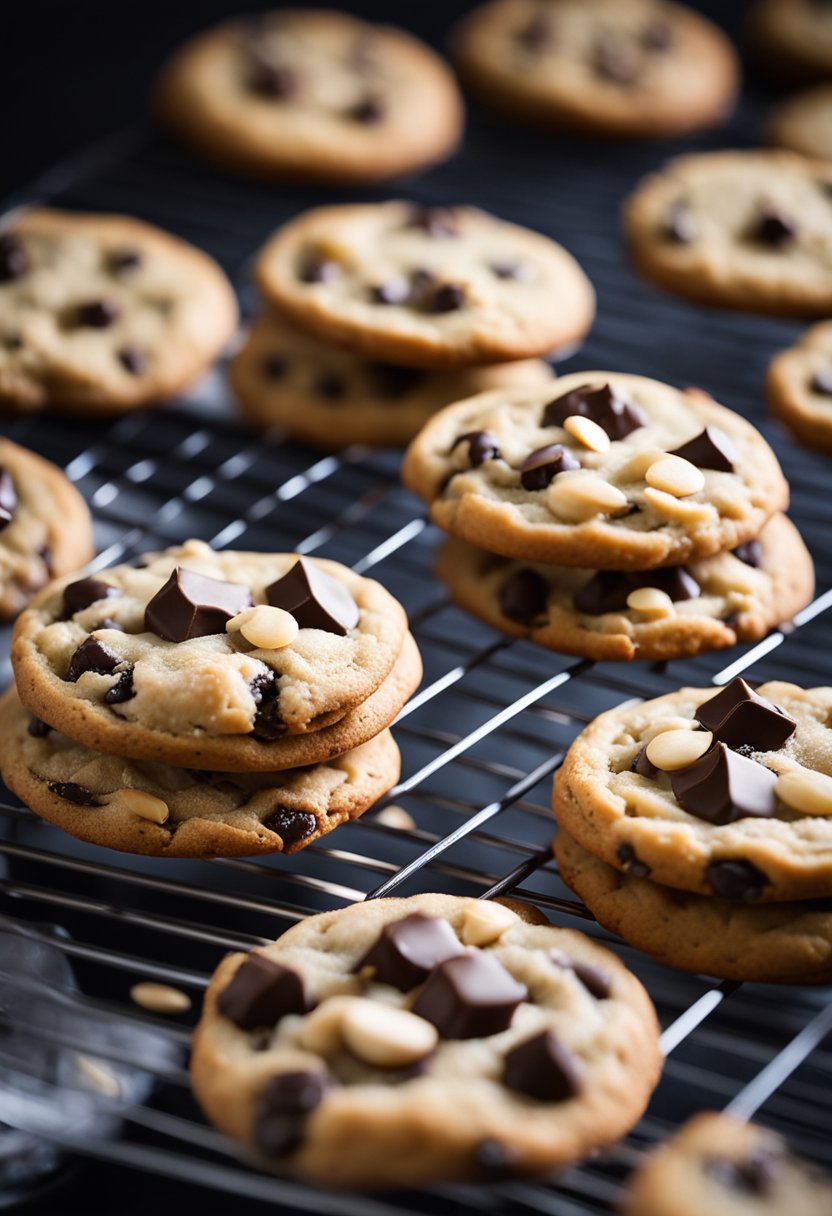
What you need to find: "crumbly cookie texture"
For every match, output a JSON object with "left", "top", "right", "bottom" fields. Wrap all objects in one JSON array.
[
  {"left": 768, "top": 84, "right": 832, "bottom": 161},
  {"left": 749, "top": 0, "right": 832, "bottom": 84},
  {"left": 156, "top": 10, "right": 464, "bottom": 184},
  {"left": 191, "top": 892, "right": 661, "bottom": 1189},
  {"left": 0, "top": 438, "right": 94, "bottom": 619},
  {"left": 0, "top": 208, "right": 238, "bottom": 414},
  {"left": 402, "top": 372, "right": 788, "bottom": 569},
  {"left": 11, "top": 540, "right": 412, "bottom": 769},
  {"left": 624, "top": 150, "right": 832, "bottom": 317},
  {"left": 622, "top": 1112, "right": 832, "bottom": 1216},
  {"left": 255, "top": 201, "right": 595, "bottom": 370},
  {"left": 554, "top": 680, "right": 832, "bottom": 904},
  {"left": 767, "top": 320, "right": 832, "bottom": 456},
  {"left": 555, "top": 829, "right": 832, "bottom": 985},
  {"left": 452, "top": 0, "right": 739, "bottom": 138},
  {"left": 436, "top": 514, "right": 812, "bottom": 662}
]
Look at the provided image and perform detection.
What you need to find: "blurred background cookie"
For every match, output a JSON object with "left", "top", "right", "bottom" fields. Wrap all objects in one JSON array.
[{"left": 767, "top": 84, "right": 832, "bottom": 161}]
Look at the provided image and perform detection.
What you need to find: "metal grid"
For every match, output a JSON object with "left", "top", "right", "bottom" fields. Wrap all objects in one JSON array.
[{"left": 2, "top": 7, "right": 832, "bottom": 1210}]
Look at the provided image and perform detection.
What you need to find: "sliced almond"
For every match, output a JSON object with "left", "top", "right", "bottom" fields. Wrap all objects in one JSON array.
[
  {"left": 563, "top": 415, "right": 611, "bottom": 453},
  {"left": 645, "top": 455, "right": 705, "bottom": 498},
  {"left": 547, "top": 472, "right": 629, "bottom": 522},
  {"left": 626, "top": 587, "right": 675, "bottom": 620},
  {"left": 645, "top": 728, "right": 713, "bottom": 771},
  {"left": 111, "top": 788, "right": 169, "bottom": 824},
  {"left": 228, "top": 604, "right": 298, "bottom": 650},
  {"left": 775, "top": 769, "right": 832, "bottom": 817},
  {"left": 460, "top": 899, "right": 519, "bottom": 947},
  {"left": 130, "top": 982, "right": 191, "bottom": 1014},
  {"left": 341, "top": 998, "right": 438, "bottom": 1069}
]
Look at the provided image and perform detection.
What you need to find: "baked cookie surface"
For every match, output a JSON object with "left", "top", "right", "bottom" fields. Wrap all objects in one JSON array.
[
  {"left": 768, "top": 84, "right": 832, "bottom": 161},
  {"left": 402, "top": 372, "right": 788, "bottom": 569},
  {"left": 554, "top": 679, "right": 832, "bottom": 903},
  {"left": 624, "top": 151, "right": 832, "bottom": 316},
  {"left": 191, "top": 892, "right": 661, "bottom": 1188},
  {"left": 0, "top": 208, "right": 237, "bottom": 414},
  {"left": 452, "top": 0, "right": 739, "bottom": 138},
  {"left": 157, "top": 10, "right": 463, "bottom": 184},
  {"left": 230, "top": 312, "right": 553, "bottom": 449},
  {"left": 255, "top": 201, "right": 595, "bottom": 369},
  {"left": 767, "top": 320, "right": 832, "bottom": 455}
]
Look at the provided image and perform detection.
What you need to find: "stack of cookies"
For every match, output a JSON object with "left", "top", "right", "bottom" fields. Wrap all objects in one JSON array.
[
  {"left": 0, "top": 540, "right": 421, "bottom": 860},
  {"left": 230, "top": 199, "right": 596, "bottom": 448},
  {"left": 554, "top": 676, "right": 832, "bottom": 986},
  {"left": 402, "top": 370, "right": 813, "bottom": 663}
]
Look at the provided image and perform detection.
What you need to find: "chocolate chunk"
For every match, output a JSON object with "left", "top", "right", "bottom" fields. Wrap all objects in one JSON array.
[
  {"left": 520, "top": 443, "right": 580, "bottom": 491},
  {"left": 550, "top": 950, "right": 611, "bottom": 999},
  {"left": 810, "top": 368, "right": 832, "bottom": 396},
  {"left": 47, "top": 781, "right": 101, "bottom": 807},
  {"left": 642, "top": 18, "right": 674, "bottom": 50},
  {"left": 542, "top": 383, "right": 647, "bottom": 440},
  {"left": 504, "top": 1029, "right": 583, "bottom": 1101},
  {"left": 315, "top": 373, "right": 346, "bottom": 400},
  {"left": 254, "top": 1070, "right": 331, "bottom": 1158},
  {"left": 249, "top": 58, "right": 298, "bottom": 99},
  {"left": 574, "top": 566, "right": 700, "bottom": 615},
  {"left": 515, "top": 10, "right": 554, "bottom": 51},
  {"left": 411, "top": 951, "right": 527, "bottom": 1039},
  {"left": 753, "top": 204, "right": 796, "bottom": 247},
  {"left": 664, "top": 201, "right": 697, "bottom": 244},
  {"left": 594, "top": 37, "right": 640, "bottom": 84},
  {"left": 66, "top": 637, "right": 120, "bottom": 682},
  {"left": 118, "top": 346, "right": 146, "bottom": 376},
  {"left": 499, "top": 569, "right": 549, "bottom": 626},
  {"left": 431, "top": 283, "right": 466, "bottom": 313},
  {"left": 109, "top": 247, "right": 142, "bottom": 274},
  {"left": 0, "top": 466, "right": 17, "bottom": 530},
  {"left": 104, "top": 667, "right": 135, "bottom": 705},
  {"left": 617, "top": 843, "right": 650, "bottom": 878},
  {"left": 355, "top": 913, "right": 464, "bottom": 991},
  {"left": 706, "top": 859, "right": 770, "bottom": 903},
  {"left": 262, "top": 354, "right": 287, "bottom": 379},
  {"left": 145, "top": 566, "right": 252, "bottom": 643},
  {"left": 368, "top": 363, "right": 425, "bottom": 398},
  {"left": 695, "top": 677, "right": 796, "bottom": 751},
  {"left": 0, "top": 233, "right": 29, "bottom": 282},
  {"left": 217, "top": 952, "right": 308, "bottom": 1030},
  {"left": 732, "top": 539, "right": 762, "bottom": 567},
  {"left": 298, "top": 253, "right": 340, "bottom": 284},
  {"left": 266, "top": 558, "right": 359, "bottom": 635},
  {"left": 370, "top": 276, "right": 410, "bottom": 305},
  {"left": 633, "top": 747, "right": 659, "bottom": 779},
  {"left": 28, "top": 716, "right": 51, "bottom": 738},
  {"left": 62, "top": 577, "right": 118, "bottom": 617},
  {"left": 74, "top": 298, "right": 120, "bottom": 328},
  {"left": 406, "top": 206, "right": 459, "bottom": 238},
  {"left": 348, "top": 94, "right": 385, "bottom": 124},
  {"left": 451, "top": 430, "right": 501, "bottom": 468},
  {"left": 668, "top": 426, "right": 736, "bottom": 472},
  {"left": 250, "top": 673, "right": 286, "bottom": 741},
  {"left": 703, "top": 1149, "right": 780, "bottom": 1196},
  {"left": 263, "top": 807, "right": 318, "bottom": 848},
  {"left": 671, "top": 742, "right": 778, "bottom": 825}
]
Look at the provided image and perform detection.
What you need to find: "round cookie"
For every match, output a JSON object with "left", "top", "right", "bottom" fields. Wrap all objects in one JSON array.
[
  {"left": 768, "top": 84, "right": 832, "bottom": 161},
  {"left": 0, "top": 688, "right": 399, "bottom": 859},
  {"left": 255, "top": 201, "right": 595, "bottom": 370},
  {"left": 0, "top": 438, "right": 94, "bottom": 619},
  {"left": 624, "top": 150, "right": 832, "bottom": 317},
  {"left": 767, "top": 320, "right": 832, "bottom": 456},
  {"left": 11, "top": 539, "right": 414, "bottom": 770},
  {"left": 749, "top": 0, "right": 832, "bottom": 85},
  {"left": 435, "top": 514, "right": 813, "bottom": 663},
  {"left": 156, "top": 10, "right": 463, "bottom": 185},
  {"left": 191, "top": 892, "right": 661, "bottom": 1188},
  {"left": 622, "top": 1113, "right": 832, "bottom": 1216},
  {"left": 555, "top": 829, "right": 832, "bottom": 986},
  {"left": 230, "top": 313, "right": 553, "bottom": 449},
  {"left": 452, "top": 0, "right": 739, "bottom": 139},
  {"left": 402, "top": 372, "right": 788, "bottom": 569},
  {"left": 553, "top": 679, "right": 832, "bottom": 904},
  {"left": 0, "top": 208, "right": 238, "bottom": 415}
]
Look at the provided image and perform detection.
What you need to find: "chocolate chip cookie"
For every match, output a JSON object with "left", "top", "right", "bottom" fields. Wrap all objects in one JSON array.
[
  {"left": 230, "top": 312, "right": 553, "bottom": 449},
  {"left": 156, "top": 10, "right": 464, "bottom": 183},
  {"left": 767, "top": 320, "right": 832, "bottom": 456},
  {"left": 0, "top": 438, "right": 94, "bottom": 619},
  {"left": 0, "top": 208, "right": 237, "bottom": 415},
  {"left": 435, "top": 514, "right": 813, "bottom": 662},
  {"left": 191, "top": 892, "right": 661, "bottom": 1188},
  {"left": 768, "top": 84, "right": 832, "bottom": 162},
  {"left": 749, "top": 0, "right": 832, "bottom": 85},
  {"left": 255, "top": 202, "right": 595, "bottom": 370},
  {"left": 554, "top": 678, "right": 832, "bottom": 904},
  {"left": 452, "top": 0, "right": 739, "bottom": 138},
  {"left": 555, "top": 829, "right": 832, "bottom": 985},
  {"left": 11, "top": 540, "right": 416, "bottom": 771},
  {"left": 623, "top": 1112, "right": 832, "bottom": 1216},
  {"left": 624, "top": 150, "right": 832, "bottom": 317},
  {"left": 402, "top": 373, "right": 788, "bottom": 568}
]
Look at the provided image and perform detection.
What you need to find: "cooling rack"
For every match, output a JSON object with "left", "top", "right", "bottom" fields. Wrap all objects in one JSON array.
[{"left": 1, "top": 4, "right": 831, "bottom": 1211}]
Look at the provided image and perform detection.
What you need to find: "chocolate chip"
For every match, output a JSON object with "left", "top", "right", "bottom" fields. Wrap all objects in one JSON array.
[
  {"left": 348, "top": 94, "right": 385, "bottom": 124},
  {"left": 118, "top": 346, "right": 146, "bottom": 376},
  {"left": 47, "top": 781, "right": 101, "bottom": 807},
  {"left": 367, "top": 363, "right": 425, "bottom": 398},
  {"left": 0, "top": 233, "right": 29, "bottom": 282},
  {"left": 617, "top": 843, "right": 650, "bottom": 878},
  {"left": 406, "top": 206, "right": 459, "bottom": 238},
  {"left": 504, "top": 1030, "right": 583, "bottom": 1100},
  {"left": 633, "top": 747, "right": 659, "bottom": 779},
  {"left": 66, "top": 637, "right": 121, "bottom": 682},
  {"left": 668, "top": 426, "right": 736, "bottom": 472},
  {"left": 74, "top": 299, "right": 120, "bottom": 328},
  {"left": 810, "top": 368, "right": 832, "bottom": 396},
  {"left": 217, "top": 952, "right": 308, "bottom": 1030},
  {"left": 431, "top": 283, "right": 466, "bottom": 313},
  {"left": 664, "top": 201, "right": 697, "bottom": 244},
  {"left": 695, "top": 677, "right": 797, "bottom": 751},
  {"left": 732, "top": 539, "right": 762, "bottom": 567},
  {"left": 753, "top": 204, "right": 797, "bottom": 247},
  {"left": 515, "top": 10, "right": 554, "bottom": 51},
  {"left": 109, "top": 248, "right": 142, "bottom": 274},
  {"left": 574, "top": 567, "right": 700, "bottom": 615},
  {"left": 370, "top": 276, "right": 410, "bottom": 305},
  {"left": 550, "top": 950, "right": 611, "bottom": 999},
  {"left": 266, "top": 558, "right": 359, "bottom": 636},
  {"left": 706, "top": 859, "right": 770, "bottom": 903},
  {"left": 451, "top": 430, "right": 501, "bottom": 468},
  {"left": 499, "top": 569, "right": 549, "bottom": 626},
  {"left": 520, "top": 443, "right": 581, "bottom": 491},
  {"left": 145, "top": 567, "right": 252, "bottom": 643},
  {"left": 355, "top": 913, "right": 464, "bottom": 991},
  {"left": 298, "top": 253, "right": 340, "bottom": 284},
  {"left": 411, "top": 951, "right": 527, "bottom": 1039},
  {"left": 315, "top": 373, "right": 346, "bottom": 400},
  {"left": 249, "top": 57, "right": 298, "bottom": 99},
  {"left": 542, "top": 383, "right": 647, "bottom": 440},
  {"left": 254, "top": 1070, "right": 332, "bottom": 1158},
  {"left": 671, "top": 742, "right": 778, "bottom": 825},
  {"left": 0, "top": 466, "right": 17, "bottom": 530},
  {"left": 28, "top": 716, "right": 51, "bottom": 738},
  {"left": 642, "top": 18, "right": 674, "bottom": 50},
  {"left": 263, "top": 354, "right": 287, "bottom": 380},
  {"left": 250, "top": 672, "right": 286, "bottom": 741},
  {"left": 594, "top": 37, "right": 640, "bottom": 84},
  {"left": 104, "top": 667, "right": 135, "bottom": 705},
  {"left": 63, "top": 577, "right": 119, "bottom": 618},
  {"left": 262, "top": 807, "right": 317, "bottom": 848}
]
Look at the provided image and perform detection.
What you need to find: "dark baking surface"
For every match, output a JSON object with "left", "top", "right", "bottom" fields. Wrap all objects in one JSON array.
[{"left": 2, "top": 2, "right": 831, "bottom": 1215}]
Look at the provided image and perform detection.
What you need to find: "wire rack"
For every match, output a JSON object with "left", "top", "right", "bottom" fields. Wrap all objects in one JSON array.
[{"left": 1, "top": 5, "right": 831, "bottom": 1211}]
